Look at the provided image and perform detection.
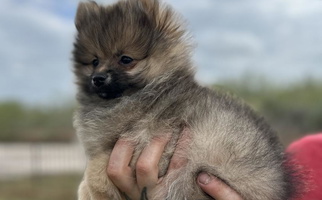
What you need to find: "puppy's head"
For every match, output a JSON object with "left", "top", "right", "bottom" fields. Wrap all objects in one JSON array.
[{"left": 73, "top": 0, "right": 193, "bottom": 101}]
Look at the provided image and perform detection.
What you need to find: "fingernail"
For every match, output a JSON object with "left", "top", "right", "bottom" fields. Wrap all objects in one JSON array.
[{"left": 198, "top": 172, "right": 211, "bottom": 185}]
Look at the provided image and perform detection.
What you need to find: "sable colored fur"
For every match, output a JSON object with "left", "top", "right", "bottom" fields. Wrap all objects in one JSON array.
[{"left": 73, "top": 0, "right": 298, "bottom": 199}]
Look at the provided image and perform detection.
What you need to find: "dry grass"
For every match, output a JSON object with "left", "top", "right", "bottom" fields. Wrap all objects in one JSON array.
[{"left": 0, "top": 174, "right": 82, "bottom": 200}]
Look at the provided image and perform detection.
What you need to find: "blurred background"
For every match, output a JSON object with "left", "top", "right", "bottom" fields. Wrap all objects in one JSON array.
[{"left": 0, "top": 0, "right": 321, "bottom": 199}]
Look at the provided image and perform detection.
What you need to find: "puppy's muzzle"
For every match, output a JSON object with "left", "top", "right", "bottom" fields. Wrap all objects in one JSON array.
[
  {"left": 90, "top": 71, "right": 126, "bottom": 99},
  {"left": 92, "top": 74, "right": 107, "bottom": 88}
]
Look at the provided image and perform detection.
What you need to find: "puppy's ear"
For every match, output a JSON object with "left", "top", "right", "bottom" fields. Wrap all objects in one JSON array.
[
  {"left": 137, "top": 0, "right": 159, "bottom": 14},
  {"left": 75, "top": 1, "right": 100, "bottom": 31},
  {"left": 138, "top": 0, "right": 183, "bottom": 39},
  {"left": 134, "top": 0, "right": 157, "bottom": 27}
]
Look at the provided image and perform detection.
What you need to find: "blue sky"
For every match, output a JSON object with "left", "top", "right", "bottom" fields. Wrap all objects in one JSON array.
[{"left": 0, "top": 0, "right": 322, "bottom": 105}]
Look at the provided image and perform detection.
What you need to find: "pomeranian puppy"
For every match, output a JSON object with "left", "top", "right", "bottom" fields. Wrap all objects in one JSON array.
[{"left": 73, "top": 0, "right": 298, "bottom": 199}]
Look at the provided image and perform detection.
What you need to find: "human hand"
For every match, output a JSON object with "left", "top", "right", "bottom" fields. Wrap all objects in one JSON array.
[
  {"left": 106, "top": 134, "right": 172, "bottom": 200},
  {"left": 197, "top": 172, "right": 243, "bottom": 200},
  {"left": 107, "top": 129, "right": 243, "bottom": 200}
]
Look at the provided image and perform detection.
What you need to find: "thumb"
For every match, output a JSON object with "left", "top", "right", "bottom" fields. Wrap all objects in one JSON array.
[{"left": 197, "top": 172, "right": 243, "bottom": 200}]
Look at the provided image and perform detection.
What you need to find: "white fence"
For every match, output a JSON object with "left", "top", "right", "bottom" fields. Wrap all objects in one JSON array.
[{"left": 0, "top": 143, "right": 87, "bottom": 179}]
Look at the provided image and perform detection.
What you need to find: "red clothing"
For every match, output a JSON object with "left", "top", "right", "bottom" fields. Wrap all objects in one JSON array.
[{"left": 287, "top": 133, "right": 322, "bottom": 200}]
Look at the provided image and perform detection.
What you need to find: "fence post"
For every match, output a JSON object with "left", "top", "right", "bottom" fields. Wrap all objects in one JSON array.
[{"left": 30, "top": 143, "right": 41, "bottom": 178}]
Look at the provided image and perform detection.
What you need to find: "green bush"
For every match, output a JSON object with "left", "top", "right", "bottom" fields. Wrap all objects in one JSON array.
[
  {"left": 214, "top": 79, "right": 322, "bottom": 144},
  {"left": 0, "top": 102, "right": 75, "bottom": 142}
]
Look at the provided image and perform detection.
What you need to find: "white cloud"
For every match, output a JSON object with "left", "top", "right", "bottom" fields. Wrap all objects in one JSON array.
[
  {"left": 183, "top": 0, "right": 322, "bottom": 84},
  {"left": 282, "top": 0, "right": 322, "bottom": 16},
  {"left": 0, "top": 0, "right": 76, "bottom": 104}
]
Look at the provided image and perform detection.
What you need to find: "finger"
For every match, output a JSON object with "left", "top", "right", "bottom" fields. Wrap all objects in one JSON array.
[
  {"left": 197, "top": 173, "right": 243, "bottom": 200},
  {"left": 136, "top": 135, "right": 171, "bottom": 191},
  {"left": 107, "top": 139, "right": 140, "bottom": 198},
  {"left": 168, "top": 128, "right": 191, "bottom": 172}
]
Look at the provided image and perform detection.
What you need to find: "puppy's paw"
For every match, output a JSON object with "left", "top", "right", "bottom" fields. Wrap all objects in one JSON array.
[{"left": 86, "top": 153, "right": 122, "bottom": 200}]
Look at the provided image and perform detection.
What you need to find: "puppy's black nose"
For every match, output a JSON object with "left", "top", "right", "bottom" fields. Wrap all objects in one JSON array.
[{"left": 92, "top": 74, "right": 107, "bottom": 88}]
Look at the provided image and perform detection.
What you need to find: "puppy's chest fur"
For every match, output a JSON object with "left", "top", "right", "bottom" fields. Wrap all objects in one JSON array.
[{"left": 75, "top": 71, "right": 197, "bottom": 175}]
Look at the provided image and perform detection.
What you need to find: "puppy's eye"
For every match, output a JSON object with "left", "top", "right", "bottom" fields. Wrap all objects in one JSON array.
[
  {"left": 120, "top": 56, "right": 133, "bottom": 65},
  {"left": 92, "top": 58, "right": 99, "bottom": 67}
]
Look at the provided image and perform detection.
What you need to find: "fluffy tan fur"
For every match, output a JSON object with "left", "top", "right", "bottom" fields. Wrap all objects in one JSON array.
[{"left": 73, "top": 0, "right": 299, "bottom": 199}]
